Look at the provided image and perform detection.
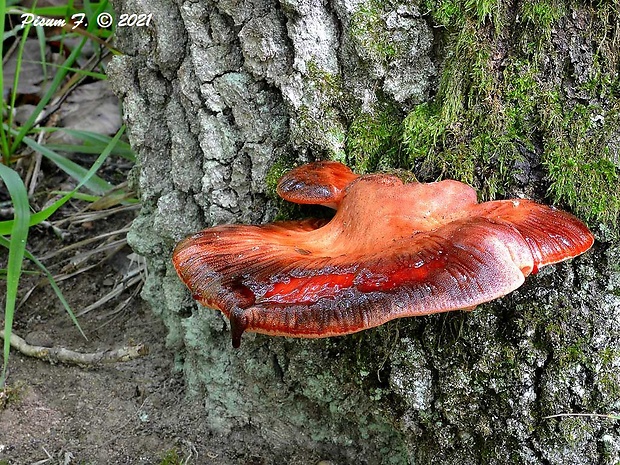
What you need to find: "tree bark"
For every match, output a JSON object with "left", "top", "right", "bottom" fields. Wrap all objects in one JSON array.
[{"left": 109, "top": 1, "right": 620, "bottom": 463}]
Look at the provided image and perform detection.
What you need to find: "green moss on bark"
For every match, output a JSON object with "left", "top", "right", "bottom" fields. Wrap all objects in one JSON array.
[
  {"left": 346, "top": 102, "right": 405, "bottom": 173},
  {"left": 393, "top": 1, "right": 620, "bottom": 227},
  {"left": 349, "top": 1, "right": 400, "bottom": 63}
]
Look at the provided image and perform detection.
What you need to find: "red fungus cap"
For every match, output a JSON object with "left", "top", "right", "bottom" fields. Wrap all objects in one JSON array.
[{"left": 173, "top": 161, "right": 595, "bottom": 348}]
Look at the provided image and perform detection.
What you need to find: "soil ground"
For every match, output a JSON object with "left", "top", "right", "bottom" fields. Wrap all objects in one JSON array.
[{"left": 0, "top": 212, "right": 246, "bottom": 465}]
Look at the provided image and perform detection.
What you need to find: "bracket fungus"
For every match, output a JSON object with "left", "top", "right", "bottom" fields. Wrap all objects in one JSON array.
[{"left": 173, "top": 161, "right": 594, "bottom": 348}]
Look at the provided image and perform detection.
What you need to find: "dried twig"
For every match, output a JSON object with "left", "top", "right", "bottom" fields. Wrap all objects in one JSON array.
[
  {"left": 39, "top": 226, "right": 131, "bottom": 261},
  {"left": 1, "top": 329, "right": 149, "bottom": 366},
  {"left": 53, "top": 203, "right": 140, "bottom": 227}
]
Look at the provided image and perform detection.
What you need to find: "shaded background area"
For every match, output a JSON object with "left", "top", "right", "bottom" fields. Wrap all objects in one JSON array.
[{"left": 108, "top": 0, "right": 620, "bottom": 463}]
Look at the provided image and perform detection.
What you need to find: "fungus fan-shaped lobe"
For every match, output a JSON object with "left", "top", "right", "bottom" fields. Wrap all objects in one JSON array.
[
  {"left": 173, "top": 219, "right": 329, "bottom": 309},
  {"left": 472, "top": 200, "right": 593, "bottom": 271},
  {"left": 172, "top": 161, "right": 595, "bottom": 347},
  {"left": 276, "top": 161, "right": 359, "bottom": 208}
]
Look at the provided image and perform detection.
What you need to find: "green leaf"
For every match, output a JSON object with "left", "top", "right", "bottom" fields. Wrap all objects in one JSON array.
[
  {"left": 39, "top": 128, "right": 135, "bottom": 161},
  {"left": 20, "top": 135, "right": 115, "bottom": 195},
  {"left": 7, "top": 13, "right": 33, "bottom": 146},
  {"left": 10, "top": 36, "right": 89, "bottom": 153},
  {"left": 0, "top": 126, "right": 126, "bottom": 236},
  {"left": 0, "top": 236, "right": 86, "bottom": 340},
  {"left": 0, "top": 163, "right": 31, "bottom": 387},
  {"left": 0, "top": 1, "right": 11, "bottom": 161}
]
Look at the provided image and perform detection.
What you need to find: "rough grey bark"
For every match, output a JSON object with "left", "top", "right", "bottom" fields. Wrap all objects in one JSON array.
[{"left": 108, "top": 1, "right": 620, "bottom": 463}]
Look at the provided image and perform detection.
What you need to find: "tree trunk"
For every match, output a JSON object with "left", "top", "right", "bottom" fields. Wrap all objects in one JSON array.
[{"left": 109, "top": 1, "right": 620, "bottom": 463}]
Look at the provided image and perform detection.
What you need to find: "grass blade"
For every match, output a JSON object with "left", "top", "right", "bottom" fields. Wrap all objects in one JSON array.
[
  {"left": 0, "top": 164, "right": 31, "bottom": 387},
  {"left": 10, "top": 37, "right": 88, "bottom": 153},
  {"left": 7, "top": 12, "right": 34, "bottom": 151},
  {"left": 0, "top": 236, "right": 86, "bottom": 340},
  {"left": 35, "top": 25, "right": 49, "bottom": 83},
  {"left": 39, "top": 128, "right": 135, "bottom": 161},
  {"left": 20, "top": 134, "right": 114, "bottom": 194},
  {"left": 0, "top": 1, "right": 10, "bottom": 161},
  {"left": 9, "top": 2, "right": 114, "bottom": 152},
  {"left": 0, "top": 126, "right": 126, "bottom": 237}
]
